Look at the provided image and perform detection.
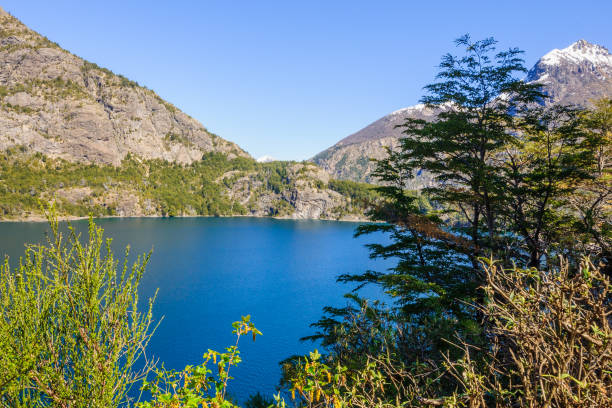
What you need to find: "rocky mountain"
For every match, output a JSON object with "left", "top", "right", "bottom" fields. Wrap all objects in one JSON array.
[
  {"left": 0, "top": 6, "right": 247, "bottom": 165},
  {"left": 0, "top": 148, "right": 372, "bottom": 221},
  {"left": 0, "top": 6, "right": 374, "bottom": 221},
  {"left": 312, "top": 105, "right": 438, "bottom": 185},
  {"left": 312, "top": 40, "right": 612, "bottom": 184},
  {"left": 526, "top": 40, "right": 612, "bottom": 106},
  {"left": 223, "top": 162, "right": 365, "bottom": 220}
]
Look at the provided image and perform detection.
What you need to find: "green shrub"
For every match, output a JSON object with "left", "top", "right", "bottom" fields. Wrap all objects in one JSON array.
[
  {"left": 137, "top": 316, "right": 261, "bottom": 408},
  {"left": 282, "top": 258, "right": 612, "bottom": 408},
  {"left": 327, "top": 179, "right": 379, "bottom": 204},
  {"left": 0, "top": 210, "right": 157, "bottom": 407}
]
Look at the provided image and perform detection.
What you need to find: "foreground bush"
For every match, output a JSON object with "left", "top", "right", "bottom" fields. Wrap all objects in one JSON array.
[
  {"left": 284, "top": 258, "right": 612, "bottom": 407},
  {"left": 458, "top": 258, "right": 612, "bottom": 407},
  {"left": 138, "top": 316, "right": 261, "bottom": 408},
  {"left": 0, "top": 214, "right": 264, "bottom": 408},
  {"left": 0, "top": 214, "right": 156, "bottom": 407}
]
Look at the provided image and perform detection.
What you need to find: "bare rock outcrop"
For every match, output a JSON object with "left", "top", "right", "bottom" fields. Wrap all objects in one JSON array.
[
  {"left": 223, "top": 162, "right": 361, "bottom": 220},
  {"left": 0, "top": 9, "right": 248, "bottom": 165}
]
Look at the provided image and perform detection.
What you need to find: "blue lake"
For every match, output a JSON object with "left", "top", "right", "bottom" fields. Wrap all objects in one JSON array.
[{"left": 0, "top": 217, "right": 392, "bottom": 403}]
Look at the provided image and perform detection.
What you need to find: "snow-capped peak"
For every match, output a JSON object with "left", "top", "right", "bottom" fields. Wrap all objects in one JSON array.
[
  {"left": 539, "top": 40, "right": 612, "bottom": 67},
  {"left": 256, "top": 155, "right": 276, "bottom": 163},
  {"left": 390, "top": 103, "right": 426, "bottom": 116}
]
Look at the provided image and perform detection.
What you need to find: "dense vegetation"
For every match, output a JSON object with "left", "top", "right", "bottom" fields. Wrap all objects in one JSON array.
[
  {"left": 0, "top": 151, "right": 375, "bottom": 219},
  {"left": 0, "top": 150, "right": 246, "bottom": 217},
  {"left": 0, "top": 35, "right": 610, "bottom": 407},
  {"left": 0, "top": 214, "right": 155, "bottom": 407},
  {"left": 281, "top": 36, "right": 611, "bottom": 407}
]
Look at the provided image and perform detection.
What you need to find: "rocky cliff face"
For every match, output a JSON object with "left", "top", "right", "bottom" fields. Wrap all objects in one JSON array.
[
  {"left": 313, "top": 40, "right": 612, "bottom": 185},
  {"left": 0, "top": 7, "right": 372, "bottom": 221},
  {"left": 52, "top": 164, "right": 358, "bottom": 220},
  {"left": 223, "top": 162, "right": 363, "bottom": 220},
  {"left": 0, "top": 7, "right": 247, "bottom": 165},
  {"left": 0, "top": 146, "right": 371, "bottom": 221}
]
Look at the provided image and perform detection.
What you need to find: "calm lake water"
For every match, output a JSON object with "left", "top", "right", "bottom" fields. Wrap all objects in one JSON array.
[{"left": 0, "top": 217, "right": 392, "bottom": 403}]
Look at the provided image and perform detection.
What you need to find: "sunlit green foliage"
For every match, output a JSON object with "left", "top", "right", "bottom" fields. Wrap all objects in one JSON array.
[
  {"left": 0, "top": 151, "right": 373, "bottom": 220},
  {"left": 138, "top": 316, "right": 261, "bottom": 408},
  {"left": 0, "top": 211, "right": 270, "bottom": 407},
  {"left": 0, "top": 209, "right": 156, "bottom": 407},
  {"left": 327, "top": 179, "right": 379, "bottom": 205},
  {"left": 569, "top": 98, "right": 612, "bottom": 275}
]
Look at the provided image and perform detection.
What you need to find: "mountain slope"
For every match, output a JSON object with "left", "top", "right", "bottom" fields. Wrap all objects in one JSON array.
[
  {"left": 313, "top": 40, "right": 612, "bottom": 184},
  {"left": 0, "top": 6, "right": 377, "bottom": 221},
  {"left": 312, "top": 105, "right": 438, "bottom": 185},
  {"left": 0, "top": 149, "right": 375, "bottom": 221},
  {"left": 526, "top": 39, "right": 612, "bottom": 106},
  {"left": 0, "top": 6, "right": 247, "bottom": 165}
]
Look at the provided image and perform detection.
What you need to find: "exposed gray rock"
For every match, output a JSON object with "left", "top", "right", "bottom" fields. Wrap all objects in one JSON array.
[
  {"left": 312, "top": 105, "right": 438, "bottom": 184},
  {"left": 223, "top": 162, "right": 362, "bottom": 220},
  {"left": 0, "top": 10, "right": 248, "bottom": 165},
  {"left": 526, "top": 40, "right": 612, "bottom": 107}
]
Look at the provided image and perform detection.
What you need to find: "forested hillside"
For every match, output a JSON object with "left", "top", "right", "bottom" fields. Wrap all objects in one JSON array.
[{"left": 0, "top": 149, "right": 378, "bottom": 220}]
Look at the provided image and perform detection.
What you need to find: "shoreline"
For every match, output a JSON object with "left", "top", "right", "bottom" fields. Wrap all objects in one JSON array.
[{"left": 0, "top": 213, "right": 375, "bottom": 224}]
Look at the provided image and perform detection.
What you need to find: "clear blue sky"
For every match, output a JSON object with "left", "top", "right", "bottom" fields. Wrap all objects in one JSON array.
[{"left": 3, "top": 1, "right": 611, "bottom": 160}]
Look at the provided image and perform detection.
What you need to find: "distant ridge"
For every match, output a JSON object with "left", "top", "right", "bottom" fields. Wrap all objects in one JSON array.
[{"left": 312, "top": 40, "right": 612, "bottom": 184}]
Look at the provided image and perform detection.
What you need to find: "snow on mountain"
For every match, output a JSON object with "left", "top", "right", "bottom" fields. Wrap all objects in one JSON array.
[
  {"left": 390, "top": 103, "right": 427, "bottom": 116},
  {"left": 256, "top": 155, "right": 276, "bottom": 163},
  {"left": 539, "top": 40, "right": 612, "bottom": 67},
  {"left": 313, "top": 40, "right": 612, "bottom": 184},
  {"left": 526, "top": 40, "right": 612, "bottom": 105}
]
